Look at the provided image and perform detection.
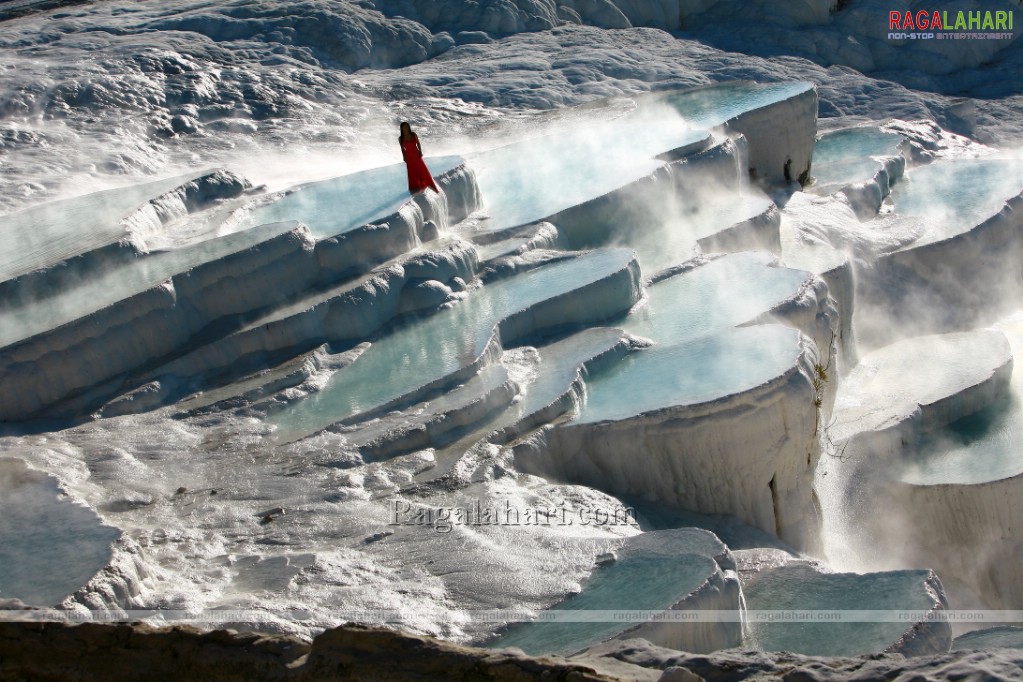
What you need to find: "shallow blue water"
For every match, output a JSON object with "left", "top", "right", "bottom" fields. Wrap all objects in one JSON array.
[
  {"left": 488, "top": 529, "right": 722, "bottom": 655},
  {"left": 269, "top": 248, "right": 635, "bottom": 439},
  {"left": 745, "top": 565, "right": 941, "bottom": 657},
  {"left": 470, "top": 83, "right": 810, "bottom": 234},
  {"left": 0, "top": 220, "right": 298, "bottom": 348},
  {"left": 494, "top": 327, "right": 627, "bottom": 432},
  {"left": 657, "top": 82, "right": 813, "bottom": 129},
  {"left": 575, "top": 253, "right": 809, "bottom": 423},
  {"left": 239, "top": 156, "right": 465, "bottom": 238},
  {"left": 1, "top": 157, "right": 468, "bottom": 348},
  {"left": 621, "top": 252, "right": 810, "bottom": 344},
  {"left": 811, "top": 157, "right": 884, "bottom": 189},
  {"left": 900, "top": 389, "right": 1023, "bottom": 486},
  {"left": 892, "top": 157, "right": 1023, "bottom": 242},
  {"left": 0, "top": 172, "right": 200, "bottom": 282},
  {"left": 0, "top": 467, "right": 119, "bottom": 605},
  {"left": 813, "top": 127, "right": 903, "bottom": 165},
  {"left": 469, "top": 124, "right": 702, "bottom": 231},
  {"left": 805, "top": 127, "right": 902, "bottom": 190},
  {"left": 490, "top": 553, "right": 716, "bottom": 655},
  {"left": 953, "top": 626, "right": 1023, "bottom": 651},
  {"left": 577, "top": 325, "right": 801, "bottom": 424}
]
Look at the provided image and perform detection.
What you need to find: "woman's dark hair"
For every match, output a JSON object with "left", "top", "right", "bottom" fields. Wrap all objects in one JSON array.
[{"left": 399, "top": 121, "right": 413, "bottom": 139}]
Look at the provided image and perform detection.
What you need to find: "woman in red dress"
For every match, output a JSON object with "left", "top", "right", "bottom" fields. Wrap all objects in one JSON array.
[{"left": 399, "top": 121, "right": 440, "bottom": 195}]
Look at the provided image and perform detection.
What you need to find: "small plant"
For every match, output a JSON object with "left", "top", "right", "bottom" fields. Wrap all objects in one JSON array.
[
  {"left": 809, "top": 329, "right": 848, "bottom": 462},
  {"left": 812, "top": 362, "right": 828, "bottom": 409},
  {"left": 811, "top": 330, "right": 836, "bottom": 437}
]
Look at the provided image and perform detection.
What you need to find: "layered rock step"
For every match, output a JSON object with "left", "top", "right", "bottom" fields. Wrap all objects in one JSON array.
[
  {"left": 112, "top": 238, "right": 480, "bottom": 419},
  {"left": 877, "top": 316, "right": 1023, "bottom": 609},
  {"left": 0, "top": 80, "right": 876, "bottom": 655},
  {"left": 487, "top": 529, "right": 742, "bottom": 656},
  {"left": 778, "top": 193, "right": 859, "bottom": 371},
  {"left": 818, "top": 327, "right": 1018, "bottom": 606},
  {"left": 953, "top": 627, "right": 1023, "bottom": 651},
  {"left": 267, "top": 246, "right": 643, "bottom": 443},
  {"left": 333, "top": 326, "right": 648, "bottom": 465},
  {"left": 515, "top": 252, "right": 837, "bottom": 551},
  {"left": 467, "top": 82, "right": 819, "bottom": 271},
  {"left": 743, "top": 563, "right": 952, "bottom": 657},
  {"left": 809, "top": 125, "right": 906, "bottom": 218},
  {"left": 858, "top": 157, "right": 1023, "bottom": 344},
  {"left": 828, "top": 330, "right": 1013, "bottom": 460},
  {"left": 0, "top": 160, "right": 481, "bottom": 420},
  {"left": 0, "top": 169, "right": 250, "bottom": 309},
  {"left": 233, "top": 156, "right": 469, "bottom": 239}
]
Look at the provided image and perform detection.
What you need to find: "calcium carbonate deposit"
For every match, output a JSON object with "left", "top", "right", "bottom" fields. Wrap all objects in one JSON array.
[{"left": 1, "top": 0, "right": 1022, "bottom": 667}]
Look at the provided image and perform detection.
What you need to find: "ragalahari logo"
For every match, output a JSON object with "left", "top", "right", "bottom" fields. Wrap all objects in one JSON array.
[{"left": 888, "top": 8, "right": 1015, "bottom": 39}]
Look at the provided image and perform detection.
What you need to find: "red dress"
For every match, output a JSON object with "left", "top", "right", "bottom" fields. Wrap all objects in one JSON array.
[{"left": 400, "top": 134, "right": 440, "bottom": 194}]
